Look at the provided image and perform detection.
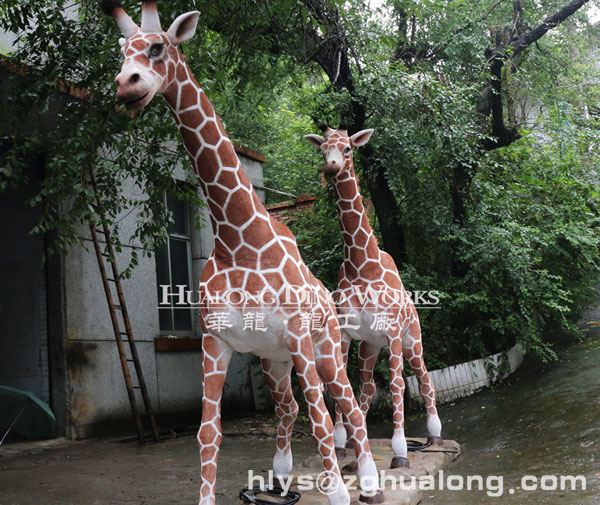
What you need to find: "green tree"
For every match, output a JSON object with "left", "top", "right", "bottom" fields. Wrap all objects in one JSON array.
[
  {"left": 2, "top": 0, "right": 599, "bottom": 364},
  {"left": 0, "top": 0, "right": 204, "bottom": 272},
  {"left": 195, "top": 0, "right": 600, "bottom": 360}
]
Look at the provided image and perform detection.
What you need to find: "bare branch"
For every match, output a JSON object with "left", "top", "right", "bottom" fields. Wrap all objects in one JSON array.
[
  {"left": 511, "top": 0, "right": 590, "bottom": 57},
  {"left": 513, "top": 0, "right": 525, "bottom": 35}
]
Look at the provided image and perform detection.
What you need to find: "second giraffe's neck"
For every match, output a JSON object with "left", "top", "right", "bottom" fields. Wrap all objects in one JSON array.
[
  {"left": 162, "top": 62, "right": 272, "bottom": 255},
  {"left": 332, "top": 165, "right": 380, "bottom": 262}
]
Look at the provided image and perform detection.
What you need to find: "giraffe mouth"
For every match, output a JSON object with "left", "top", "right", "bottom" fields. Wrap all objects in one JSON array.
[
  {"left": 318, "top": 163, "right": 338, "bottom": 174},
  {"left": 124, "top": 92, "right": 150, "bottom": 110}
]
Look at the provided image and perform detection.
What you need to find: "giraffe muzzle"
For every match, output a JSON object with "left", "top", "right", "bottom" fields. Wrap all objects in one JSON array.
[
  {"left": 116, "top": 85, "right": 152, "bottom": 110},
  {"left": 122, "top": 91, "right": 150, "bottom": 110},
  {"left": 318, "top": 163, "right": 340, "bottom": 174},
  {"left": 115, "top": 69, "right": 156, "bottom": 110}
]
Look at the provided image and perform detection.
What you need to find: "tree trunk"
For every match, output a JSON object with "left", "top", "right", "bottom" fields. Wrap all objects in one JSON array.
[{"left": 361, "top": 151, "right": 408, "bottom": 267}]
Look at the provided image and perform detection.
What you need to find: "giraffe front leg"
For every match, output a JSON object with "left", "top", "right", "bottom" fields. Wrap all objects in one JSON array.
[
  {"left": 198, "top": 334, "right": 233, "bottom": 505},
  {"left": 403, "top": 320, "right": 443, "bottom": 445},
  {"left": 333, "top": 403, "right": 349, "bottom": 457},
  {"left": 388, "top": 331, "right": 409, "bottom": 469},
  {"left": 341, "top": 340, "right": 380, "bottom": 456},
  {"left": 261, "top": 359, "right": 298, "bottom": 480},
  {"left": 334, "top": 332, "right": 352, "bottom": 458},
  {"left": 357, "top": 340, "right": 380, "bottom": 416}
]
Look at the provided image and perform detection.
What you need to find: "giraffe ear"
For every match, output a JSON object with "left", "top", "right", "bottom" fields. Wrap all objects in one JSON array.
[
  {"left": 349, "top": 129, "right": 374, "bottom": 147},
  {"left": 304, "top": 134, "right": 324, "bottom": 149},
  {"left": 166, "top": 11, "right": 200, "bottom": 45}
]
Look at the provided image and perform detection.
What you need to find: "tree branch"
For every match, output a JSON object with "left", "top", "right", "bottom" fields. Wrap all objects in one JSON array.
[
  {"left": 512, "top": 0, "right": 526, "bottom": 36},
  {"left": 481, "top": 0, "right": 589, "bottom": 151},
  {"left": 510, "top": 0, "right": 590, "bottom": 57}
]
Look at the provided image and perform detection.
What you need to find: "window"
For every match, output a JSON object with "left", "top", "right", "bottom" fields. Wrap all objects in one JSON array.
[{"left": 155, "top": 192, "right": 193, "bottom": 332}]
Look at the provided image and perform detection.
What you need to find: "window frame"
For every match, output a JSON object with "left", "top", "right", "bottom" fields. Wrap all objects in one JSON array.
[{"left": 156, "top": 191, "right": 195, "bottom": 336}]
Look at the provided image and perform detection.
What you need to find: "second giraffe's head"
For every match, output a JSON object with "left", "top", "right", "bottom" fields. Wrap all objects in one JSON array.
[
  {"left": 100, "top": 0, "right": 199, "bottom": 110},
  {"left": 304, "top": 125, "right": 374, "bottom": 176}
]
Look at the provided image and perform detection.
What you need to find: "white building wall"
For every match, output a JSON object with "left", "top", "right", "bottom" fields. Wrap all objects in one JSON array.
[{"left": 64, "top": 151, "right": 269, "bottom": 438}]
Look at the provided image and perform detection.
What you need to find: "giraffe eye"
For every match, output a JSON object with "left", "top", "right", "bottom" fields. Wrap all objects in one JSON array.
[
  {"left": 343, "top": 146, "right": 351, "bottom": 154},
  {"left": 149, "top": 43, "right": 163, "bottom": 58}
]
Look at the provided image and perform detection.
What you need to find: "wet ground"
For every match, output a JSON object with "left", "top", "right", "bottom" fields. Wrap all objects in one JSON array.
[
  {"left": 0, "top": 417, "right": 317, "bottom": 505},
  {"left": 397, "top": 320, "right": 600, "bottom": 504},
  {"left": 1, "top": 320, "right": 598, "bottom": 504}
]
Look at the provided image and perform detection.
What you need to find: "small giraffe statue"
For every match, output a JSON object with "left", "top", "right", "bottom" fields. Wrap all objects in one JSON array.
[
  {"left": 100, "top": 2, "right": 382, "bottom": 504},
  {"left": 305, "top": 126, "right": 443, "bottom": 469}
]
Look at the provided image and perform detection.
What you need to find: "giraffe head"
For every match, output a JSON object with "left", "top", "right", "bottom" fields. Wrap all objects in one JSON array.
[
  {"left": 304, "top": 125, "right": 374, "bottom": 175},
  {"left": 100, "top": 0, "right": 200, "bottom": 110}
]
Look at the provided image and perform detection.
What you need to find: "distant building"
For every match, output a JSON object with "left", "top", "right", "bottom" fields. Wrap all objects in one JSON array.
[{"left": 267, "top": 193, "right": 317, "bottom": 223}]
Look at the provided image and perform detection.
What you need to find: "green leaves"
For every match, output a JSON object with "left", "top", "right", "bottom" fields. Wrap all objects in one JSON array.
[
  {"left": 2, "top": 0, "right": 598, "bottom": 368},
  {"left": 0, "top": 0, "right": 204, "bottom": 270}
]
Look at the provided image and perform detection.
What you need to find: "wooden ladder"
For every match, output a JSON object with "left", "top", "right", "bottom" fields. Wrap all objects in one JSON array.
[{"left": 88, "top": 173, "right": 160, "bottom": 444}]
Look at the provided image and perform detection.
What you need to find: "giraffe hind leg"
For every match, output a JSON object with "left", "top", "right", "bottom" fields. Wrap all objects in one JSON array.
[
  {"left": 261, "top": 359, "right": 298, "bottom": 479},
  {"left": 287, "top": 321, "right": 350, "bottom": 505},
  {"left": 403, "top": 321, "right": 443, "bottom": 443},
  {"left": 334, "top": 332, "right": 352, "bottom": 458},
  {"left": 316, "top": 320, "right": 382, "bottom": 501}
]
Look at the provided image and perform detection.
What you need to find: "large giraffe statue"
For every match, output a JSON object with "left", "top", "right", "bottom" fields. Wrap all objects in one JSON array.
[
  {"left": 100, "top": 2, "right": 382, "bottom": 504},
  {"left": 305, "top": 126, "right": 443, "bottom": 469}
]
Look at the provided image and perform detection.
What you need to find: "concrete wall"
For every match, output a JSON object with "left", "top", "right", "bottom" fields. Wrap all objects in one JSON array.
[
  {"left": 1, "top": 4, "right": 78, "bottom": 55},
  {"left": 63, "top": 150, "right": 269, "bottom": 438},
  {"left": 0, "top": 168, "right": 50, "bottom": 406},
  {"left": 0, "top": 28, "right": 17, "bottom": 53},
  {"left": 406, "top": 343, "right": 524, "bottom": 406}
]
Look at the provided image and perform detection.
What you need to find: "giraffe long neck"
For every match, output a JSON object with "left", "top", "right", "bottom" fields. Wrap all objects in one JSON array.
[
  {"left": 332, "top": 164, "right": 380, "bottom": 263},
  {"left": 162, "top": 61, "right": 271, "bottom": 259}
]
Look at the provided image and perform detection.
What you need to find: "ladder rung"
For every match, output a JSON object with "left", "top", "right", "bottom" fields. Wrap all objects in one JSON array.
[
  {"left": 107, "top": 278, "right": 117, "bottom": 282},
  {"left": 113, "top": 304, "right": 123, "bottom": 310},
  {"left": 126, "top": 359, "right": 134, "bottom": 362}
]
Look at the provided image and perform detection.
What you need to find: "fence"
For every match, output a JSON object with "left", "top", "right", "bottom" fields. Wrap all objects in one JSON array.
[{"left": 406, "top": 344, "right": 524, "bottom": 405}]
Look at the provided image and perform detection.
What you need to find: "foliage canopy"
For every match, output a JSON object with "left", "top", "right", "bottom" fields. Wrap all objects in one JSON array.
[{"left": 1, "top": 0, "right": 599, "bottom": 367}]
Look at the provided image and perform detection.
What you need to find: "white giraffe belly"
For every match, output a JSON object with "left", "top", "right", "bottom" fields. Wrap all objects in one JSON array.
[
  {"left": 206, "top": 307, "right": 292, "bottom": 362},
  {"left": 340, "top": 307, "right": 388, "bottom": 348}
]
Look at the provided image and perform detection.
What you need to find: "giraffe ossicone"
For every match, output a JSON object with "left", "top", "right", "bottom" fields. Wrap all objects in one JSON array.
[
  {"left": 305, "top": 125, "right": 443, "bottom": 468},
  {"left": 101, "top": 2, "right": 382, "bottom": 504}
]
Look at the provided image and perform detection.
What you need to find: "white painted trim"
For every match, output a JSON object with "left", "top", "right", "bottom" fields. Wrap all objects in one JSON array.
[{"left": 406, "top": 344, "right": 524, "bottom": 404}]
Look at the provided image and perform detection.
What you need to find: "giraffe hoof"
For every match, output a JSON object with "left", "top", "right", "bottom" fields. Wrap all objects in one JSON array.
[
  {"left": 341, "top": 460, "right": 358, "bottom": 475},
  {"left": 359, "top": 490, "right": 385, "bottom": 504},
  {"left": 345, "top": 439, "right": 355, "bottom": 449},
  {"left": 335, "top": 447, "right": 347, "bottom": 459},
  {"left": 390, "top": 456, "right": 410, "bottom": 469},
  {"left": 428, "top": 436, "right": 444, "bottom": 446}
]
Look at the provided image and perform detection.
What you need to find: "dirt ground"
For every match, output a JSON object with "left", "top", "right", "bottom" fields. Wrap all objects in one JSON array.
[{"left": 0, "top": 415, "right": 317, "bottom": 505}]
